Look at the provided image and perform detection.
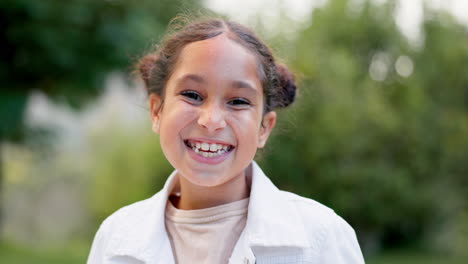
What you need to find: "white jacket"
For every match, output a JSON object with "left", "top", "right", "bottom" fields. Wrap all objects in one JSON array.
[{"left": 88, "top": 161, "right": 365, "bottom": 264}]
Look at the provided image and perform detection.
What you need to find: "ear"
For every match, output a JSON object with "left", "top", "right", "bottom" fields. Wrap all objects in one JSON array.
[
  {"left": 149, "top": 93, "right": 163, "bottom": 134},
  {"left": 257, "top": 111, "right": 277, "bottom": 148}
]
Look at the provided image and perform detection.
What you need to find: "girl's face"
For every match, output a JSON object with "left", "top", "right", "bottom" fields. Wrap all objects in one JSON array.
[{"left": 149, "top": 34, "right": 276, "bottom": 187}]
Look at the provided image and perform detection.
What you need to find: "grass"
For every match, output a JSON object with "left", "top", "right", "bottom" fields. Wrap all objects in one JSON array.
[
  {"left": 366, "top": 249, "right": 467, "bottom": 264},
  {"left": 0, "top": 242, "right": 87, "bottom": 264}
]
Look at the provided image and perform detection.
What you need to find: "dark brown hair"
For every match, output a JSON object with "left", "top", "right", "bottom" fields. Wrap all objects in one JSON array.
[{"left": 138, "top": 17, "right": 296, "bottom": 113}]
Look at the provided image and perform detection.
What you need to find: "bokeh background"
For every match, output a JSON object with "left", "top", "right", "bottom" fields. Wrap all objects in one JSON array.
[{"left": 1, "top": 0, "right": 467, "bottom": 263}]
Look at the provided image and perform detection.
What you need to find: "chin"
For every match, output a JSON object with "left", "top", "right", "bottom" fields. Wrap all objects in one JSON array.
[{"left": 185, "top": 171, "right": 231, "bottom": 187}]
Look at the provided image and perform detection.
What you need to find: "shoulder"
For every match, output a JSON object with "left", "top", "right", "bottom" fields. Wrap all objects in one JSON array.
[
  {"left": 93, "top": 190, "right": 167, "bottom": 244},
  {"left": 279, "top": 191, "right": 365, "bottom": 263},
  {"left": 90, "top": 192, "right": 161, "bottom": 239},
  {"left": 87, "top": 192, "right": 165, "bottom": 263},
  {"left": 279, "top": 190, "right": 341, "bottom": 229},
  {"left": 102, "top": 192, "right": 162, "bottom": 227}
]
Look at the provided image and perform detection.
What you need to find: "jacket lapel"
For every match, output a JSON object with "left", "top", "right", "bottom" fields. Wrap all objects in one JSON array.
[{"left": 229, "top": 162, "right": 313, "bottom": 263}]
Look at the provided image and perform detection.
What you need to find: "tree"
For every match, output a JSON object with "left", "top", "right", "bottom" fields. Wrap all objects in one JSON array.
[
  {"left": 0, "top": 0, "right": 199, "bottom": 238},
  {"left": 260, "top": 0, "right": 468, "bottom": 254}
]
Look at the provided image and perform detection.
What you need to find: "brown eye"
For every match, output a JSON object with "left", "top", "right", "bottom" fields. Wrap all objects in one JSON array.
[
  {"left": 228, "top": 98, "right": 250, "bottom": 106},
  {"left": 181, "top": 90, "right": 202, "bottom": 102}
]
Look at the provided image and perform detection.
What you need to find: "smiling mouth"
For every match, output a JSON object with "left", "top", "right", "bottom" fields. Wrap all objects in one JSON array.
[{"left": 184, "top": 139, "right": 235, "bottom": 158}]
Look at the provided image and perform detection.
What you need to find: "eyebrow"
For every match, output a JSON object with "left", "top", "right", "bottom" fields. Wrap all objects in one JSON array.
[
  {"left": 231, "top": 80, "right": 257, "bottom": 93},
  {"left": 176, "top": 74, "right": 259, "bottom": 94},
  {"left": 177, "top": 74, "right": 205, "bottom": 85}
]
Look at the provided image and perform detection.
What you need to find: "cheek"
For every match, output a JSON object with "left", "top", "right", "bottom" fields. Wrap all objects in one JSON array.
[
  {"left": 228, "top": 111, "right": 262, "bottom": 145},
  {"left": 160, "top": 102, "right": 197, "bottom": 136}
]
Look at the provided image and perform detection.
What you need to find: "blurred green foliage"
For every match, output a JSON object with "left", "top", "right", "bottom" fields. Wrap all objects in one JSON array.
[
  {"left": 0, "top": 241, "right": 86, "bottom": 264},
  {"left": 260, "top": 0, "right": 468, "bottom": 256},
  {"left": 0, "top": 0, "right": 198, "bottom": 140},
  {"left": 0, "top": 0, "right": 198, "bottom": 243},
  {"left": 86, "top": 119, "right": 172, "bottom": 226}
]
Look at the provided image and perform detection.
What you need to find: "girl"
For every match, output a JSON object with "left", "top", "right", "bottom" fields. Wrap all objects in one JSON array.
[{"left": 88, "top": 17, "right": 364, "bottom": 264}]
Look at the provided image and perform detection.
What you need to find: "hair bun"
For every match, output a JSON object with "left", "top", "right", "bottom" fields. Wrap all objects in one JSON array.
[
  {"left": 275, "top": 63, "right": 296, "bottom": 108},
  {"left": 138, "top": 54, "right": 158, "bottom": 88}
]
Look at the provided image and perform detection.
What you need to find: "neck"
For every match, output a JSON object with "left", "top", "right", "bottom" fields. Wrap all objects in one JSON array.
[{"left": 174, "top": 165, "right": 252, "bottom": 210}]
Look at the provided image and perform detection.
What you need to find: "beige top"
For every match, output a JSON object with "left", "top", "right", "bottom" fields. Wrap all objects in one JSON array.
[{"left": 164, "top": 197, "right": 249, "bottom": 264}]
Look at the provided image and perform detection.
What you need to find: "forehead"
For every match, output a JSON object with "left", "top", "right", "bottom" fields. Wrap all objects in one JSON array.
[{"left": 172, "top": 34, "right": 261, "bottom": 88}]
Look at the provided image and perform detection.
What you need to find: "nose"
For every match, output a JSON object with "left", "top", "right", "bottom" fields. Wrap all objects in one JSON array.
[{"left": 197, "top": 101, "right": 226, "bottom": 133}]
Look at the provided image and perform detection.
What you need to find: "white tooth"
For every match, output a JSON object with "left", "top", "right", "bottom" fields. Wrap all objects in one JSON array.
[
  {"left": 196, "top": 142, "right": 201, "bottom": 149},
  {"left": 217, "top": 144, "right": 223, "bottom": 150},
  {"left": 201, "top": 143, "right": 210, "bottom": 151},
  {"left": 223, "top": 145, "right": 228, "bottom": 151},
  {"left": 208, "top": 152, "right": 214, "bottom": 157},
  {"left": 209, "top": 143, "right": 217, "bottom": 152},
  {"left": 195, "top": 148, "right": 199, "bottom": 153},
  {"left": 192, "top": 147, "right": 196, "bottom": 151},
  {"left": 219, "top": 150, "right": 225, "bottom": 154},
  {"left": 202, "top": 152, "right": 208, "bottom": 157}
]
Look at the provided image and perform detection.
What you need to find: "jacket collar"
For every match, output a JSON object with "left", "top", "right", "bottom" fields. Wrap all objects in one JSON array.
[
  {"left": 244, "top": 161, "right": 310, "bottom": 248},
  {"left": 106, "top": 161, "right": 309, "bottom": 263}
]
